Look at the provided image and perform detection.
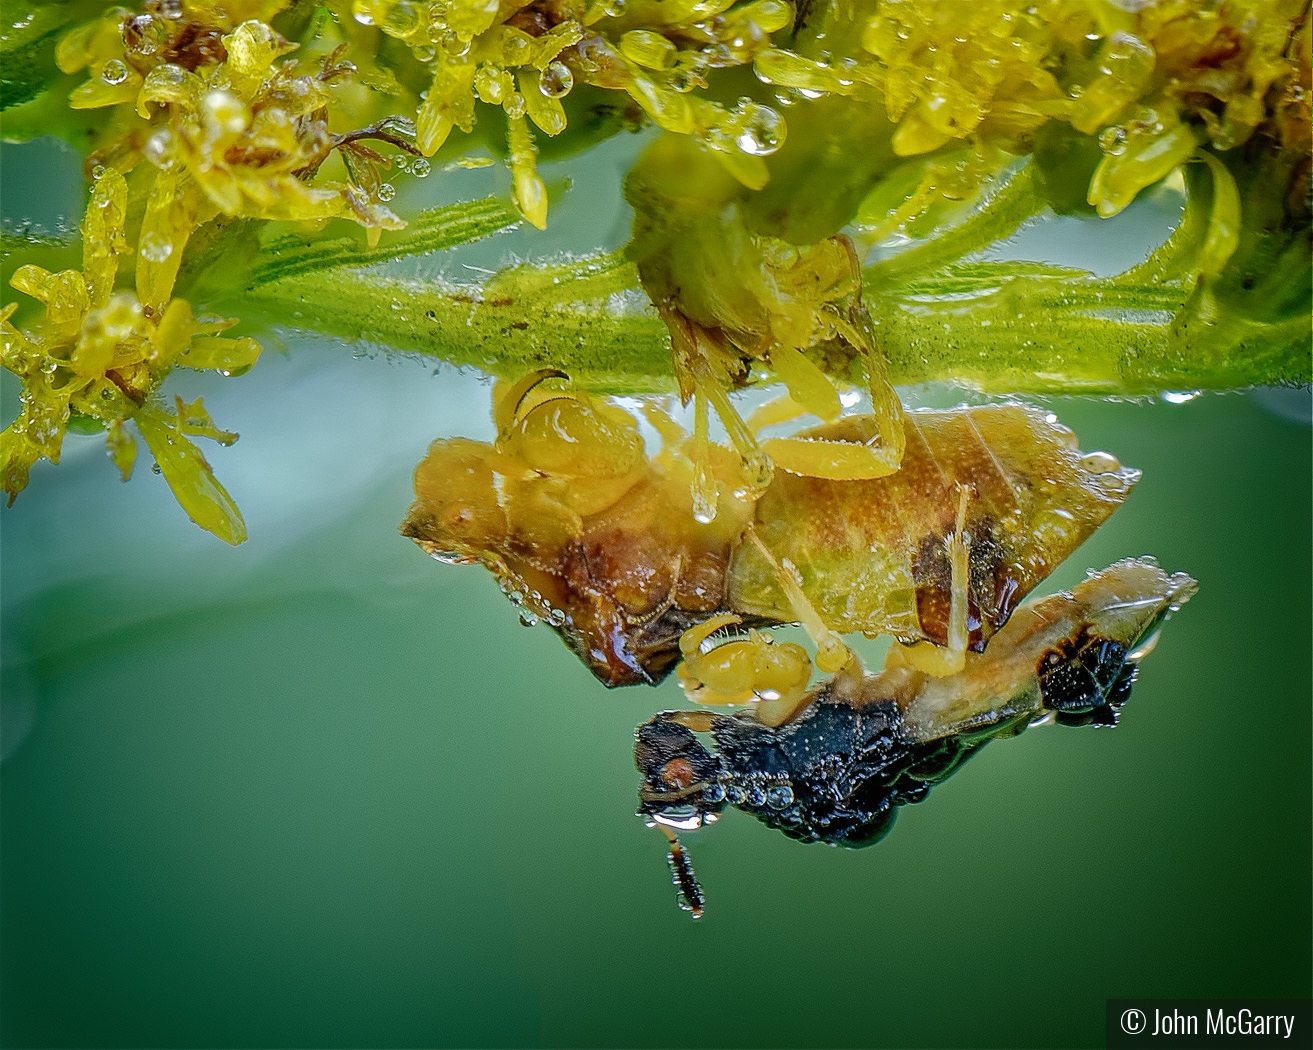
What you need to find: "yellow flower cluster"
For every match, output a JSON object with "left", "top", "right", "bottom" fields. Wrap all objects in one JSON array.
[
  {"left": 341, "top": 0, "right": 794, "bottom": 224},
  {"left": 1, "top": 169, "right": 259, "bottom": 545},
  {"left": 58, "top": 0, "right": 405, "bottom": 309},
  {"left": 755, "top": 0, "right": 1311, "bottom": 216}
]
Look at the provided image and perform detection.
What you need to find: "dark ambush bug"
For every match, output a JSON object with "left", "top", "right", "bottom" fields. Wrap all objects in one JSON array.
[{"left": 634, "top": 558, "right": 1196, "bottom": 916}]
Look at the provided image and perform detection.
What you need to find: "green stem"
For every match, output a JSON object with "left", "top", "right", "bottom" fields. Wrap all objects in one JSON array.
[{"left": 242, "top": 249, "right": 1310, "bottom": 394}]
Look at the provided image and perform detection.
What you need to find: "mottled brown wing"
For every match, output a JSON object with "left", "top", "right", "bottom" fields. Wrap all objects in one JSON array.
[{"left": 729, "top": 404, "right": 1140, "bottom": 648}]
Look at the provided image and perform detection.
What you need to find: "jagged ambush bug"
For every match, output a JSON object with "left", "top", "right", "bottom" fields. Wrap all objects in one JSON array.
[
  {"left": 635, "top": 558, "right": 1198, "bottom": 917},
  {"left": 626, "top": 133, "right": 911, "bottom": 504},
  {"left": 401, "top": 372, "right": 1140, "bottom": 701}
]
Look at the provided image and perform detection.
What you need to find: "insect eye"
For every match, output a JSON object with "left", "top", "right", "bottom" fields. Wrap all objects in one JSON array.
[{"left": 660, "top": 757, "right": 697, "bottom": 789}]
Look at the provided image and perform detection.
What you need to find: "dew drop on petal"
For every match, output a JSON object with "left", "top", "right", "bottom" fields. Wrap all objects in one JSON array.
[
  {"left": 538, "top": 61, "right": 574, "bottom": 98},
  {"left": 139, "top": 232, "right": 174, "bottom": 262},
  {"left": 101, "top": 59, "right": 130, "bottom": 85},
  {"left": 735, "top": 103, "right": 785, "bottom": 155}
]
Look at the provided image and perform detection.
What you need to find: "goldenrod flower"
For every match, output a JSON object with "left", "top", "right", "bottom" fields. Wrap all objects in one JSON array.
[{"left": 1, "top": 169, "right": 260, "bottom": 544}]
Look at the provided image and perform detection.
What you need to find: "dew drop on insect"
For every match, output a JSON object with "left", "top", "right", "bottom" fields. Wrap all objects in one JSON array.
[
  {"left": 548, "top": 607, "right": 567, "bottom": 627},
  {"left": 765, "top": 784, "right": 794, "bottom": 809},
  {"left": 692, "top": 467, "right": 718, "bottom": 524},
  {"left": 507, "top": 589, "right": 524, "bottom": 606},
  {"left": 411, "top": 157, "right": 431, "bottom": 178},
  {"left": 429, "top": 549, "right": 469, "bottom": 564},
  {"left": 703, "top": 783, "right": 726, "bottom": 804},
  {"left": 539, "top": 61, "right": 574, "bottom": 98},
  {"left": 518, "top": 609, "right": 539, "bottom": 627},
  {"left": 746, "top": 785, "right": 767, "bottom": 807},
  {"left": 377, "top": 182, "right": 397, "bottom": 201},
  {"left": 1079, "top": 450, "right": 1121, "bottom": 474},
  {"left": 1127, "top": 627, "right": 1162, "bottom": 663},
  {"left": 139, "top": 232, "right": 173, "bottom": 263},
  {"left": 726, "top": 784, "right": 746, "bottom": 805}
]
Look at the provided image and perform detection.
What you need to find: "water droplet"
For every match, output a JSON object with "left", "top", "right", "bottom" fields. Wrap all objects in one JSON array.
[
  {"left": 382, "top": 0, "right": 420, "bottom": 38},
  {"left": 1079, "top": 450, "right": 1121, "bottom": 474},
  {"left": 691, "top": 464, "right": 718, "bottom": 523},
  {"left": 1161, "top": 390, "right": 1200, "bottom": 404},
  {"left": 518, "top": 609, "right": 539, "bottom": 627},
  {"left": 746, "top": 785, "right": 766, "bottom": 807},
  {"left": 502, "top": 35, "right": 531, "bottom": 65},
  {"left": 1127, "top": 627, "right": 1161, "bottom": 662},
  {"left": 144, "top": 129, "right": 175, "bottom": 169},
  {"left": 475, "top": 63, "right": 510, "bottom": 104},
  {"left": 735, "top": 103, "right": 785, "bottom": 156},
  {"left": 702, "top": 783, "right": 726, "bottom": 804},
  {"left": 411, "top": 157, "right": 431, "bottom": 178},
  {"left": 151, "top": 462, "right": 163, "bottom": 475},
  {"left": 507, "top": 590, "right": 524, "bottom": 606},
  {"left": 139, "top": 232, "right": 174, "bottom": 262},
  {"left": 441, "top": 31, "right": 471, "bottom": 57},
  {"left": 124, "top": 14, "right": 166, "bottom": 56},
  {"left": 101, "top": 59, "right": 130, "bottom": 86},
  {"left": 765, "top": 784, "right": 794, "bottom": 809},
  {"left": 603, "top": 0, "right": 626, "bottom": 15},
  {"left": 548, "top": 607, "right": 567, "bottom": 627},
  {"left": 377, "top": 182, "right": 397, "bottom": 201},
  {"left": 1098, "top": 125, "right": 1127, "bottom": 156},
  {"left": 726, "top": 784, "right": 746, "bottom": 804},
  {"left": 539, "top": 61, "right": 574, "bottom": 98},
  {"left": 351, "top": 0, "right": 377, "bottom": 25},
  {"left": 91, "top": 164, "right": 108, "bottom": 181},
  {"left": 429, "top": 549, "right": 470, "bottom": 564}
]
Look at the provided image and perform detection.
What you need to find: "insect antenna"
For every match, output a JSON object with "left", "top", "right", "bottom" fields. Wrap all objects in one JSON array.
[{"left": 657, "top": 824, "right": 705, "bottom": 919}]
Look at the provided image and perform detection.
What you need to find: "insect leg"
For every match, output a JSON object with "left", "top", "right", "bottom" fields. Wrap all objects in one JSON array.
[
  {"left": 738, "top": 529, "right": 857, "bottom": 727},
  {"left": 895, "top": 484, "right": 972, "bottom": 676}
]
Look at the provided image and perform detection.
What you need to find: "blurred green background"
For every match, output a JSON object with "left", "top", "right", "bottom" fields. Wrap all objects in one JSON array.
[{"left": 1, "top": 134, "right": 1310, "bottom": 1049}]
